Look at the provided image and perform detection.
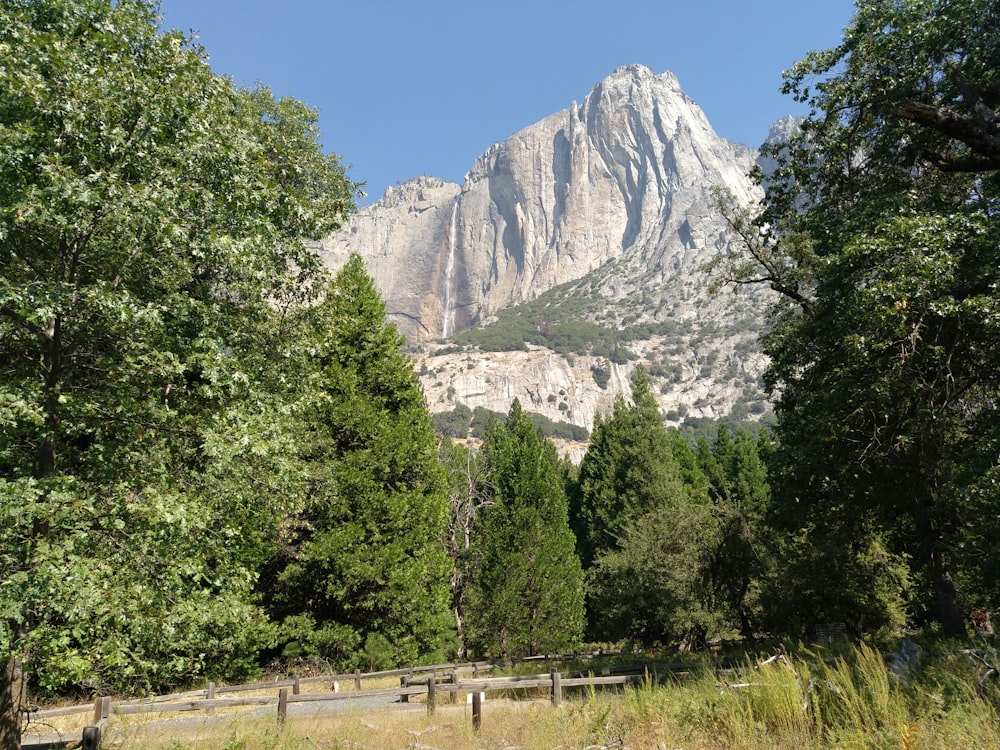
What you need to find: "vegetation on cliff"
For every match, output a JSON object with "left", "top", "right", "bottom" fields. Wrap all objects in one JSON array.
[{"left": 2, "top": 2, "right": 998, "bottom": 746}]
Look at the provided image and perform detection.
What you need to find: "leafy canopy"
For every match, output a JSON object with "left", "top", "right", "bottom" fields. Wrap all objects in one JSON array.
[
  {"left": 0, "top": 0, "right": 359, "bottom": 731},
  {"left": 714, "top": 0, "right": 1000, "bottom": 636}
]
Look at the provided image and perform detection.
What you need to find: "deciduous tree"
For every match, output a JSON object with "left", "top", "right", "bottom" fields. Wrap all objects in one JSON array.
[
  {"left": 0, "top": 1, "right": 357, "bottom": 744},
  {"left": 714, "top": 0, "right": 1000, "bottom": 636},
  {"left": 438, "top": 439, "right": 492, "bottom": 659}
]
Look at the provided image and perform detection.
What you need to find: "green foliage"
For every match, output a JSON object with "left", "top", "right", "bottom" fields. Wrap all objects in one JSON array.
[
  {"left": 677, "top": 415, "right": 772, "bottom": 447},
  {"left": 0, "top": 0, "right": 359, "bottom": 716},
  {"left": 264, "top": 256, "right": 455, "bottom": 670},
  {"left": 469, "top": 406, "right": 499, "bottom": 439},
  {"left": 573, "top": 369, "right": 698, "bottom": 569},
  {"left": 531, "top": 413, "right": 589, "bottom": 442},
  {"left": 431, "top": 404, "right": 473, "bottom": 438},
  {"left": 0, "top": 478, "right": 275, "bottom": 694},
  {"left": 452, "top": 277, "right": 689, "bottom": 358},
  {"left": 713, "top": 0, "right": 1000, "bottom": 636},
  {"left": 464, "top": 401, "right": 585, "bottom": 657},
  {"left": 590, "top": 361, "right": 611, "bottom": 390},
  {"left": 432, "top": 404, "right": 588, "bottom": 441},
  {"left": 573, "top": 369, "right": 721, "bottom": 646},
  {"left": 696, "top": 426, "right": 774, "bottom": 640},
  {"left": 587, "top": 503, "right": 720, "bottom": 647},
  {"left": 764, "top": 524, "right": 913, "bottom": 639}
]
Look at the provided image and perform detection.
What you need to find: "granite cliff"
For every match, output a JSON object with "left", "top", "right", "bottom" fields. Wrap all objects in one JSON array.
[{"left": 317, "top": 65, "right": 774, "bottom": 436}]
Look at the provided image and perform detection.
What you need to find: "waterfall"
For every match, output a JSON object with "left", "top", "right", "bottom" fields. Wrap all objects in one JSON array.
[{"left": 442, "top": 197, "right": 459, "bottom": 337}]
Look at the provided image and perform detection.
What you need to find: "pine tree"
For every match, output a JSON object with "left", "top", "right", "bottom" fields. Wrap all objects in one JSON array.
[
  {"left": 265, "top": 255, "right": 455, "bottom": 668},
  {"left": 573, "top": 368, "right": 689, "bottom": 569},
  {"left": 464, "top": 401, "right": 585, "bottom": 657},
  {"left": 576, "top": 369, "right": 718, "bottom": 646}
]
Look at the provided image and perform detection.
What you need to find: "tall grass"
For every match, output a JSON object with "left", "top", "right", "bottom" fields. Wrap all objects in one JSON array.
[{"left": 100, "top": 643, "right": 1000, "bottom": 750}]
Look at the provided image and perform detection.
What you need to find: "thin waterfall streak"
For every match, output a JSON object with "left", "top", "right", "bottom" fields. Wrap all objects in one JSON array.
[{"left": 442, "top": 197, "right": 459, "bottom": 337}]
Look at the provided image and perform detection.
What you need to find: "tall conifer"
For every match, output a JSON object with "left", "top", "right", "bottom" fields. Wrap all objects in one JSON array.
[
  {"left": 576, "top": 369, "right": 718, "bottom": 645},
  {"left": 266, "top": 255, "right": 455, "bottom": 668},
  {"left": 464, "top": 401, "right": 585, "bottom": 657}
]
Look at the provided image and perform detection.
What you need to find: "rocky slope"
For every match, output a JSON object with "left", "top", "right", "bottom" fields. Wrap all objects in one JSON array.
[{"left": 317, "top": 65, "right": 773, "bottom": 434}]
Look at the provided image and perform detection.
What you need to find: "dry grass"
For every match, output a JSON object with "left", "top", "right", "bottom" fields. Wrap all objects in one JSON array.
[
  {"left": 108, "top": 702, "right": 562, "bottom": 750},
  {"left": 25, "top": 647, "right": 1000, "bottom": 750}
]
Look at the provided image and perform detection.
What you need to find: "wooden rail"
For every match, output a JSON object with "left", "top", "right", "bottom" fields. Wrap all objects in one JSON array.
[{"left": 20, "top": 652, "right": 650, "bottom": 746}]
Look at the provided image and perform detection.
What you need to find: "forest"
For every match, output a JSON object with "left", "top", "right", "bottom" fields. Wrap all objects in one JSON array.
[{"left": 1, "top": 1, "right": 998, "bottom": 748}]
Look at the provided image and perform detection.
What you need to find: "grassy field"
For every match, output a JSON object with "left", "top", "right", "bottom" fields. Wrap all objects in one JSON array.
[{"left": 30, "top": 643, "right": 1000, "bottom": 749}]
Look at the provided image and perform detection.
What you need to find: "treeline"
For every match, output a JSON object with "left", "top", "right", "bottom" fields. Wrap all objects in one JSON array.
[
  {"left": 3, "top": 3, "right": 999, "bottom": 748},
  {"left": 437, "top": 373, "right": 774, "bottom": 658},
  {"left": 432, "top": 404, "right": 590, "bottom": 442}
]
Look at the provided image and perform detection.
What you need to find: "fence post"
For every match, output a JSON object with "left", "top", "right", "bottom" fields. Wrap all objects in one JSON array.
[
  {"left": 400, "top": 675, "right": 409, "bottom": 703},
  {"left": 354, "top": 668, "right": 361, "bottom": 691},
  {"left": 427, "top": 673, "right": 436, "bottom": 716},
  {"left": 206, "top": 681, "right": 216, "bottom": 716},
  {"left": 551, "top": 669, "right": 562, "bottom": 706},
  {"left": 277, "top": 687, "right": 288, "bottom": 727},
  {"left": 450, "top": 667, "right": 458, "bottom": 704},
  {"left": 81, "top": 725, "right": 101, "bottom": 750},
  {"left": 471, "top": 690, "right": 482, "bottom": 732},
  {"left": 293, "top": 676, "right": 301, "bottom": 695}
]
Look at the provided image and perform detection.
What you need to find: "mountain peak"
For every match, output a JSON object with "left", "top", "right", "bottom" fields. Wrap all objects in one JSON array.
[
  {"left": 316, "top": 66, "right": 768, "bottom": 432},
  {"left": 765, "top": 115, "right": 802, "bottom": 144},
  {"left": 321, "top": 64, "right": 758, "bottom": 340},
  {"left": 606, "top": 64, "right": 677, "bottom": 85},
  {"left": 597, "top": 65, "right": 683, "bottom": 95}
]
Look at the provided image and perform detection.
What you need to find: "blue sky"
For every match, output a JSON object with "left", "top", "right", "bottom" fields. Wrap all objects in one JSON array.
[{"left": 158, "top": 1, "right": 858, "bottom": 205}]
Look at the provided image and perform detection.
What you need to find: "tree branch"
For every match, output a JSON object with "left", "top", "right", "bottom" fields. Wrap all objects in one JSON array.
[
  {"left": 0, "top": 306, "right": 46, "bottom": 339},
  {"left": 896, "top": 100, "right": 1000, "bottom": 171}
]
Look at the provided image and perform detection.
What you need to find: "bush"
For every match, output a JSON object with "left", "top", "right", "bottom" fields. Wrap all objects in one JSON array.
[
  {"left": 431, "top": 404, "right": 473, "bottom": 437},
  {"left": 591, "top": 362, "right": 611, "bottom": 390}
]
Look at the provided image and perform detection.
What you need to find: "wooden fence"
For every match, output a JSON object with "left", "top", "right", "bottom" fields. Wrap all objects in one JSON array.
[{"left": 20, "top": 654, "right": 673, "bottom": 749}]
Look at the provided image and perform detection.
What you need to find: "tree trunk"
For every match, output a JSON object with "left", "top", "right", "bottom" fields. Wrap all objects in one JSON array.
[
  {"left": 0, "top": 654, "right": 24, "bottom": 750},
  {"left": 738, "top": 608, "right": 757, "bottom": 646},
  {"left": 33, "top": 312, "right": 65, "bottom": 482},
  {"left": 453, "top": 605, "right": 466, "bottom": 661},
  {"left": 932, "top": 550, "right": 967, "bottom": 638}
]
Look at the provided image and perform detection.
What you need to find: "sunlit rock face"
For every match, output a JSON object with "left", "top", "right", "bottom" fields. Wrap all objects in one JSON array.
[
  {"left": 316, "top": 65, "right": 758, "bottom": 342},
  {"left": 315, "top": 65, "right": 775, "bottom": 436}
]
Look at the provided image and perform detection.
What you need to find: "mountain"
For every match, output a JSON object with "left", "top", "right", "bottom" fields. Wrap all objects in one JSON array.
[{"left": 316, "top": 65, "right": 772, "bottom": 441}]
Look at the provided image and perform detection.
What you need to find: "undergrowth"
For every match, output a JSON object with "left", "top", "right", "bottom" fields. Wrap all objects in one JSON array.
[{"left": 100, "top": 641, "right": 1000, "bottom": 749}]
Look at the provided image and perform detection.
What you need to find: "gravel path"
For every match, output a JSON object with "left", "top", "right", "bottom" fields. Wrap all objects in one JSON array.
[{"left": 21, "top": 692, "right": 432, "bottom": 747}]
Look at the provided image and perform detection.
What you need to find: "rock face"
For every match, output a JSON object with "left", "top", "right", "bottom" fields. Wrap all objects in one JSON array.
[
  {"left": 418, "top": 336, "right": 768, "bottom": 433},
  {"left": 320, "top": 176, "right": 461, "bottom": 339},
  {"left": 316, "top": 65, "right": 772, "bottom": 434},
  {"left": 317, "top": 65, "right": 758, "bottom": 341}
]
